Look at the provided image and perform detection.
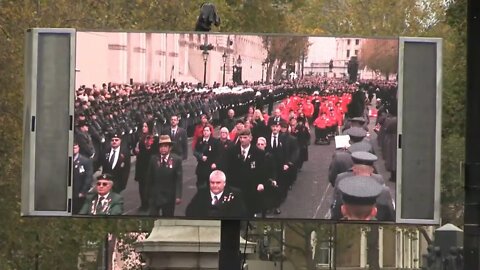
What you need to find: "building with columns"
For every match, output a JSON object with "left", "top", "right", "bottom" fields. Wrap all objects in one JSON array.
[{"left": 75, "top": 32, "right": 267, "bottom": 89}]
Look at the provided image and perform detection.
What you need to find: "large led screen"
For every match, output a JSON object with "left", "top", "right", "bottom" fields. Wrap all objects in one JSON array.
[{"left": 23, "top": 29, "right": 441, "bottom": 224}]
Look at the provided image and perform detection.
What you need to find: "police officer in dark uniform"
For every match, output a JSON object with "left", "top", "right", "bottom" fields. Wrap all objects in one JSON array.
[
  {"left": 331, "top": 151, "right": 395, "bottom": 221},
  {"left": 342, "top": 116, "right": 369, "bottom": 132},
  {"left": 344, "top": 127, "right": 375, "bottom": 154},
  {"left": 334, "top": 175, "right": 383, "bottom": 221}
]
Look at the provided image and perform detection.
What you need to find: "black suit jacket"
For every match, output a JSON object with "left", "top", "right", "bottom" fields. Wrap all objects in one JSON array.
[
  {"left": 225, "top": 144, "right": 266, "bottom": 198},
  {"left": 101, "top": 145, "right": 131, "bottom": 192},
  {"left": 145, "top": 153, "right": 183, "bottom": 207},
  {"left": 185, "top": 186, "right": 247, "bottom": 218},
  {"left": 162, "top": 126, "right": 188, "bottom": 160},
  {"left": 266, "top": 132, "right": 300, "bottom": 169},
  {"left": 194, "top": 137, "right": 219, "bottom": 176}
]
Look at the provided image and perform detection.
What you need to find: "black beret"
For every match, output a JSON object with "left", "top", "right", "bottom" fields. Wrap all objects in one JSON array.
[{"left": 97, "top": 173, "right": 114, "bottom": 181}]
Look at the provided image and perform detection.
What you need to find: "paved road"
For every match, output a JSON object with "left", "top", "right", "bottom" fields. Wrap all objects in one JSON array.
[{"left": 118, "top": 116, "right": 395, "bottom": 220}]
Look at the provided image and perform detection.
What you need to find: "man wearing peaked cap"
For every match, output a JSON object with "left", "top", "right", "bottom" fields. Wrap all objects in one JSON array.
[
  {"left": 337, "top": 176, "right": 383, "bottom": 221},
  {"left": 333, "top": 151, "right": 381, "bottom": 186},
  {"left": 342, "top": 116, "right": 369, "bottom": 132},
  {"left": 344, "top": 127, "right": 375, "bottom": 154},
  {"left": 331, "top": 151, "right": 394, "bottom": 221},
  {"left": 344, "top": 126, "right": 367, "bottom": 138},
  {"left": 79, "top": 173, "right": 124, "bottom": 215}
]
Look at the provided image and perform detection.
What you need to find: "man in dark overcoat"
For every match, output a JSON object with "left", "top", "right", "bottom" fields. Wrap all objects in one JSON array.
[
  {"left": 185, "top": 170, "right": 247, "bottom": 218},
  {"left": 145, "top": 135, "right": 183, "bottom": 217}
]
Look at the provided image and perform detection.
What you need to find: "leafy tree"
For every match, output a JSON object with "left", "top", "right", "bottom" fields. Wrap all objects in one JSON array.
[
  {"left": 263, "top": 35, "right": 310, "bottom": 82},
  {"left": 359, "top": 39, "right": 398, "bottom": 80}
]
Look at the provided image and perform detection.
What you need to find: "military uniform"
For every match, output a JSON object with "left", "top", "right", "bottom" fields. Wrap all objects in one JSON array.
[
  {"left": 333, "top": 175, "right": 383, "bottom": 221},
  {"left": 72, "top": 152, "right": 93, "bottom": 214}
]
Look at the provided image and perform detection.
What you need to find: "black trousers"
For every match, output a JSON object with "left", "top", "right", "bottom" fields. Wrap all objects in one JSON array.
[
  {"left": 72, "top": 196, "right": 85, "bottom": 215},
  {"left": 196, "top": 174, "right": 209, "bottom": 189},
  {"left": 137, "top": 178, "right": 148, "bottom": 209},
  {"left": 149, "top": 201, "right": 175, "bottom": 217}
]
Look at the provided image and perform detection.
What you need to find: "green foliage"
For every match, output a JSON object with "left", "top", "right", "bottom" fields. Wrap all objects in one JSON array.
[{"left": 440, "top": 134, "right": 465, "bottom": 224}]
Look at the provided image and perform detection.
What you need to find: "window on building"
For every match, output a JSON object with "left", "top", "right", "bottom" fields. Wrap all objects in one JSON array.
[
  {"left": 347, "top": 39, "right": 351, "bottom": 45},
  {"left": 317, "top": 238, "right": 333, "bottom": 266},
  {"left": 355, "top": 39, "right": 360, "bottom": 45},
  {"left": 355, "top": 50, "right": 359, "bottom": 55},
  {"left": 347, "top": 50, "right": 350, "bottom": 58}
]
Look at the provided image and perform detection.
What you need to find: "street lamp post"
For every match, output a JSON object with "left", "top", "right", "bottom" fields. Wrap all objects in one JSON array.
[
  {"left": 222, "top": 52, "right": 227, "bottom": 86},
  {"left": 202, "top": 51, "right": 209, "bottom": 86},
  {"left": 199, "top": 35, "right": 213, "bottom": 86},
  {"left": 261, "top": 62, "right": 265, "bottom": 83}
]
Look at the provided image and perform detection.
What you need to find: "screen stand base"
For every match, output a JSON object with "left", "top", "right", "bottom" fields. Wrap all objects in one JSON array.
[{"left": 219, "top": 220, "right": 241, "bottom": 270}]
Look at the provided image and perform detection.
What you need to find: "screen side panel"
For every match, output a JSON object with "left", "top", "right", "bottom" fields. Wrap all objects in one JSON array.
[
  {"left": 400, "top": 41, "right": 437, "bottom": 220},
  {"left": 34, "top": 33, "right": 71, "bottom": 211}
]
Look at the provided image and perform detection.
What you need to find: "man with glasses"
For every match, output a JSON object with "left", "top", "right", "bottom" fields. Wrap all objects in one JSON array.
[
  {"left": 79, "top": 173, "right": 124, "bottom": 215},
  {"left": 101, "top": 131, "right": 131, "bottom": 193}
]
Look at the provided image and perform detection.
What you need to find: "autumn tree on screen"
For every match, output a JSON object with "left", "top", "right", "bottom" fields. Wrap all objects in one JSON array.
[{"left": 358, "top": 39, "right": 398, "bottom": 80}]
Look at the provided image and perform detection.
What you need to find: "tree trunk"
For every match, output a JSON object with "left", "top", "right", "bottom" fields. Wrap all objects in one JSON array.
[
  {"left": 367, "top": 225, "right": 380, "bottom": 270},
  {"left": 274, "top": 61, "right": 285, "bottom": 82},
  {"left": 266, "top": 62, "right": 274, "bottom": 83}
]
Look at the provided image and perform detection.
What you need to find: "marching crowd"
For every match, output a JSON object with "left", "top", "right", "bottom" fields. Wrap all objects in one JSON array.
[{"left": 73, "top": 76, "right": 398, "bottom": 221}]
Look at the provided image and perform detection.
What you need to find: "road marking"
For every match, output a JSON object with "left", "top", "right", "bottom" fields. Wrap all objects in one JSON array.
[{"left": 314, "top": 183, "right": 331, "bottom": 219}]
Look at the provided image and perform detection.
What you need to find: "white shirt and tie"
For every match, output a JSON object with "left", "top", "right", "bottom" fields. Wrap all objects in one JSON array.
[
  {"left": 171, "top": 127, "right": 177, "bottom": 138},
  {"left": 210, "top": 191, "right": 223, "bottom": 205},
  {"left": 241, "top": 144, "right": 250, "bottom": 161},
  {"left": 161, "top": 154, "right": 170, "bottom": 165},
  {"left": 109, "top": 147, "right": 120, "bottom": 168},
  {"left": 271, "top": 133, "right": 279, "bottom": 149}
]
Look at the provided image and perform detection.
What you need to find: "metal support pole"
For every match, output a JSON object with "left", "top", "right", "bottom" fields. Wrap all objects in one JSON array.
[
  {"left": 103, "top": 234, "right": 109, "bottom": 270},
  {"left": 261, "top": 67, "right": 264, "bottom": 83},
  {"left": 223, "top": 63, "right": 226, "bottom": 86},
  {"left": 203, "top": 60, "right": 207, "bottom": 86},
  {"left": 465, "top": 1, "right": 480, "bottom": 269},
  {"left": 219, "top": 220, "right": 241, "bottom": 270}
]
